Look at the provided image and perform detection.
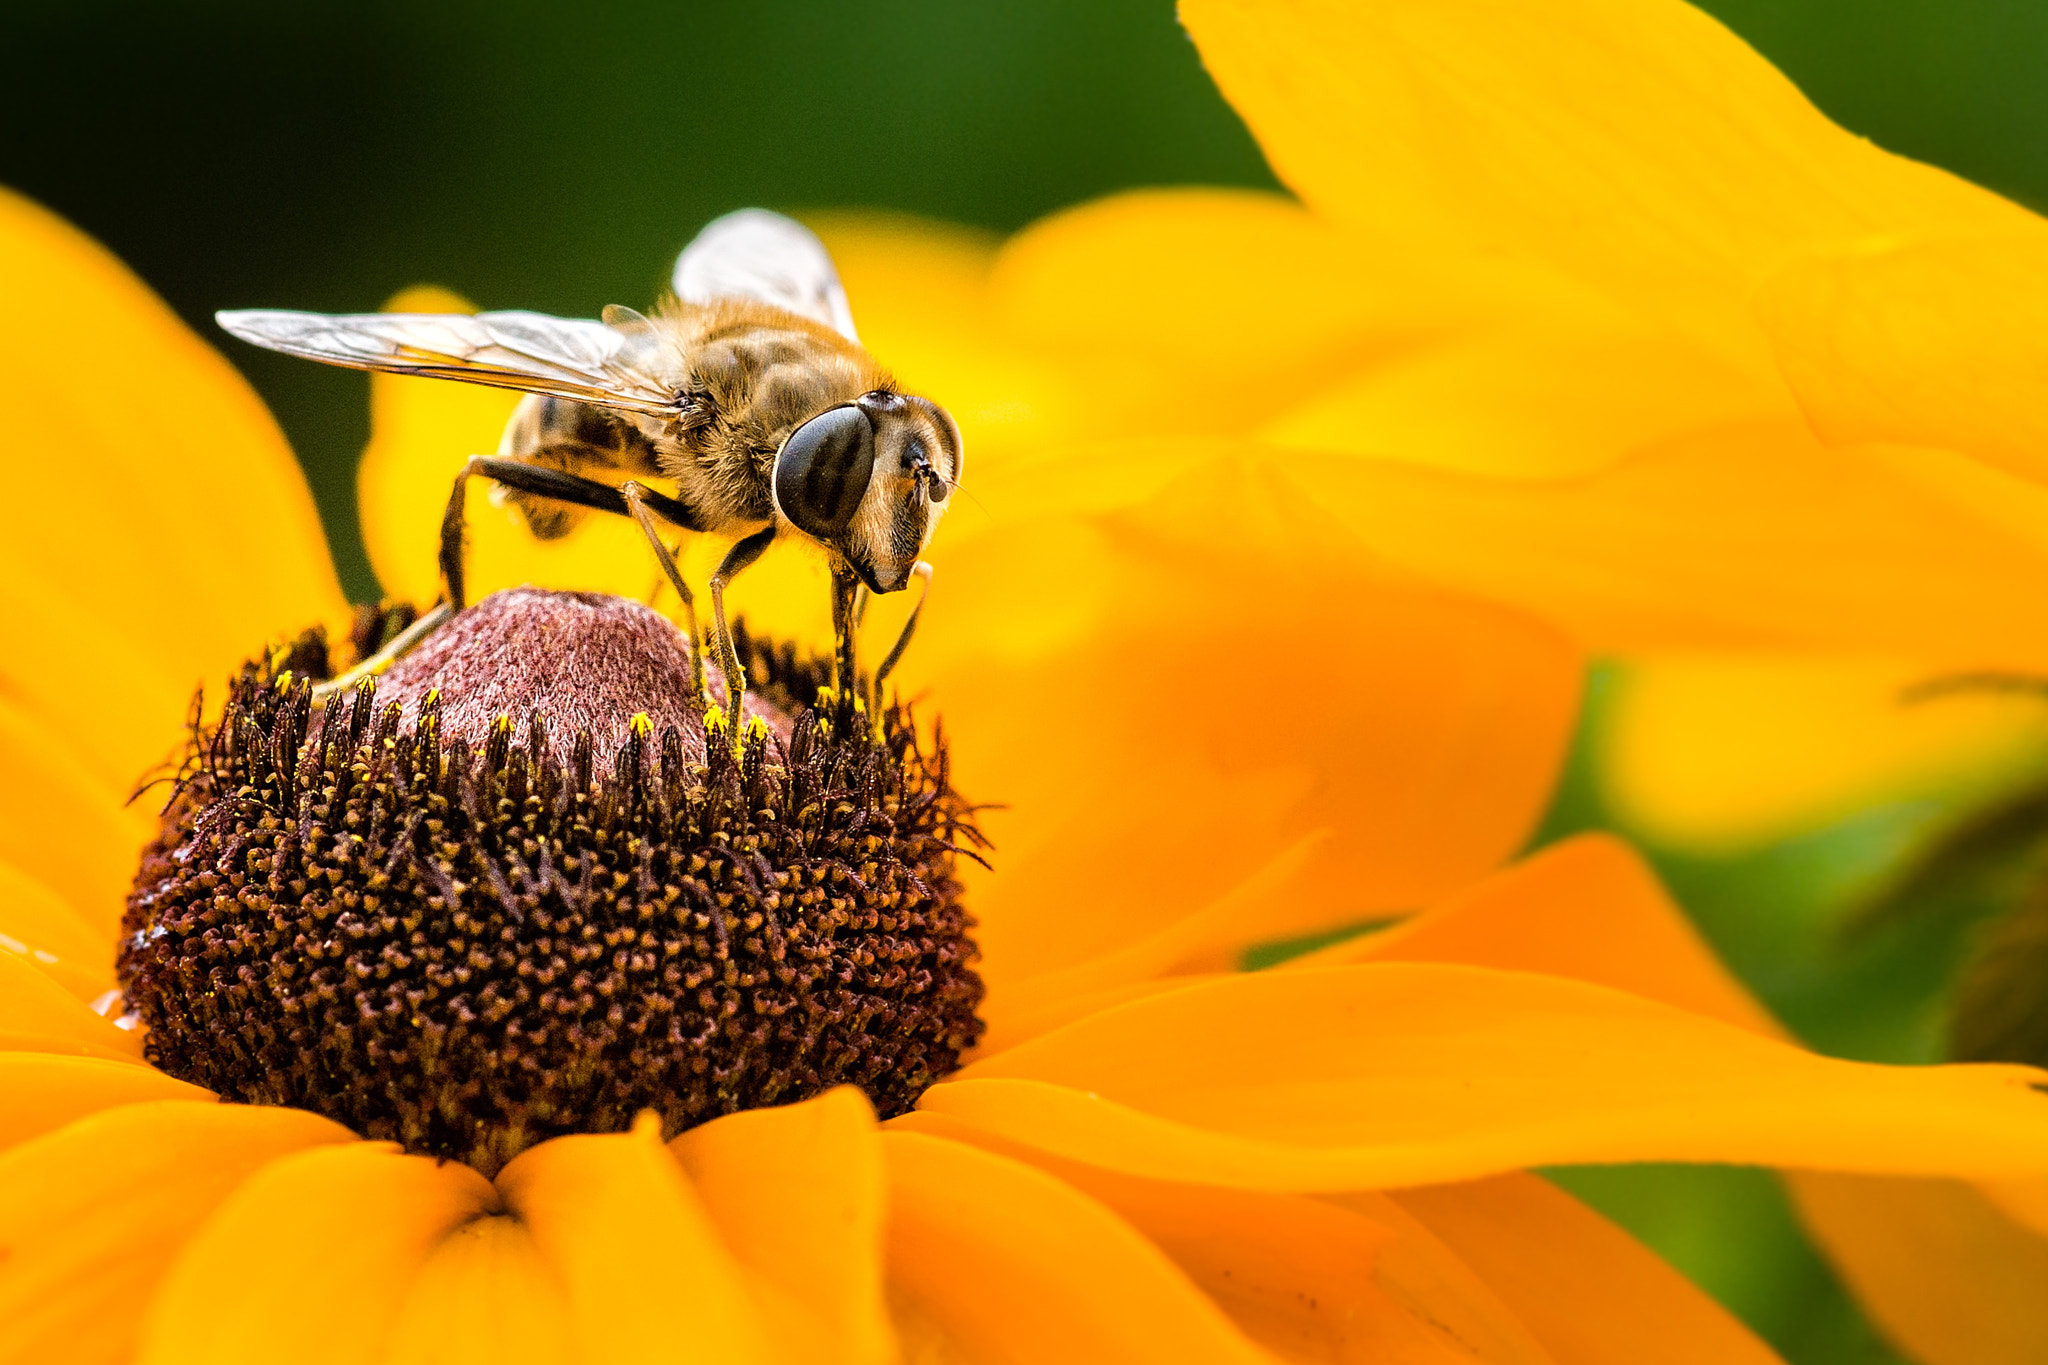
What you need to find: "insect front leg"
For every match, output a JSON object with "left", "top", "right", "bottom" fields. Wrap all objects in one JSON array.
[
  {"left": 710, "top": 526, "right": 778, "bottom": 738},
  {"left": 830, "top": 562, "right": 862, "bottom": 715}
]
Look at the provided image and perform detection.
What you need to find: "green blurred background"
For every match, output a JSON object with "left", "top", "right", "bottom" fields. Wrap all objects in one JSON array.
[{"left": 8, "top": 2, "right": 2047, "bottom": 1361}]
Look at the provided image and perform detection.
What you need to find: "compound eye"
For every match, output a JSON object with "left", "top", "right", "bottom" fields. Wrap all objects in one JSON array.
[{"left": 773, "top": 405, "right": 875, "bottom": 541}]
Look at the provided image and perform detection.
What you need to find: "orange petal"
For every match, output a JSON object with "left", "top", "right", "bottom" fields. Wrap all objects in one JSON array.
[
  {"left": 496, "top": 1114, "right": 775, "bottom": 1364},
  {"left": 0, "top": 858, "right": 116, "bottom": 1002},
  {"left": 880, "top": 1129, "right": 1271, "bottom": 1365},
  {"left": 1594, "top": 651, "right": 2048, "bottom": 853},
  {"left": 1292, "top": 832, "right": 1783, "bottom": 1037},
  {"left": 1386, "top": 1172, "right": 1784, "bottom": 1365},
  {"left": 1788, "top": 1173, "right": 2048, "bottom": 1365},
  {"left": 893, "top": 1111, "right": 1554, "bottom": 1364},
  {"left": 671, "top": 1087, "right": 894, "bottom": 1365},
  {"left": 0, "top": 1099, "right": 354, "bottom": 1365},
  {"left": 135, "top": 1143, "right": 494, "bottom": 1365},
  {"left": 0, "top": 696, "right": 152, "bottom": 938},
  {"left": 1757, "top": 233, "right": 2048, "bottom": 486},
  {"left": 382, "top": 1214, "right": 572, "bottom": 1365},
  {"left": 904, "top": 451, "right": 1579, "bottom": 996},
  {"left": 1294, "top": 425, "right": 2048, "bottom": 668},
  {"left": 0, "top": 189, "right": 346, "bottom": 792},
  {"left": 1179, "top": 0, "right": 2028, "bottom": 365},
  {"left": 0, "top": 1053, "right": 211, "bottom": 1151},
  {"left": 922, "top": 963, "right": 2048, "bottom": 1189},
  {"left": 0, "top": 948, "right": 143, "bottom": 1063}
]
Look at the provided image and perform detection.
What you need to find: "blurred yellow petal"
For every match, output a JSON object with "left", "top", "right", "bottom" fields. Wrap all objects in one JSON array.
[
  {"left": 881, "top": 1129, "right": 1272, "bottom": 1365},
  {"left": 496, "top": 1114, "right": 775, "bottom": 1365},
  {"left": 904, "top": 452, "right": 1578, "bottom": 998},
  {"left": 1758, "top": 233, "right": 2048, "bottom": 485},
  {"left": 1297, "top": 425, "right": 2048, "bottom": 668},
  {"left": 922, "top": 964, "right": 2048, "bottom": 1190},
  {"left": 0, "top": 189, "right": 347, "bottom": 781},
  {"left": 1789, "top": 1174, "right": 2048, "bottom": 1365},
  {"left": 810, "top": 211, "right": 1085, "bottom": 470},
  {"left": 383, "top": 1215, "right": 572, "bottom": 1365},
  {"left": 0, "top": 1053, "right": 210, "bottom": 1151},
  {"left": 987, "top": 188, "right": 1537, "bottom": 441},
  {"left": 1595, "top": 652, "right": 2048, "bottom": 853},
  {"left": 1262, "top": 318, "right": 1795, "bottom": 479},
  {"left": 1180, "top": 0, "right": 2026, "bottom": 367},
  {"left": 1387, "top": 1173, "right": 1783, "bottom": 1365},
  {"left": 0, "top": 578, "right": 193, "bottom": 798},
  {"left": 0, "top": 858, "right": 115, "bottom": 1002},
  {"left": 136, "top": 1143, "right": 494, "bottom": 1365},
  {"left": 0, "top": 1100, "right": 353, "bottom": 1365},
  {"left": 671, "top": 1087, "right": 894, "bottom": 1365},
  {"left": 0, "top": 696, "right": 152, "bottom": 937},
  {"left": 1293, "top": 833, "right": 1782, "bottom": 1037},
  {"left": 0, "top": 949, "right": 142, "bottom": 1063},
  {"left": 895, "top": 1110, "right": 1555, "bottom": 1364}
]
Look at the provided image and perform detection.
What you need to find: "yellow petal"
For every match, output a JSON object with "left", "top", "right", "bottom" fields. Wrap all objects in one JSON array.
[
  {"left": 0, "top": 948, "right": 142, "bottom": 1063},
  {"left": 1262, "top": 317, "right": 1796, "bottom": 480},
  {"left": 0, "top": 695, "right": 152, "bottom": 938},
  {"left": 986, "top": 188, "right": 1546, "bottom": 442},
  {"left": 0, "top": 858, "right": 115, "bottom": 1002},
  {"left": 1594, "top": 651, "right": 2048, "bottom": 853},
  {"left": 383, "top": 1214, "right": 572, "bottom": 1365},
  {"left": 904, "top": 451, "right": 1579, "bottom": 996},
  {"left": 922, "top": 963, "right": 2048, "bottom": 1189},
  {"left": 0, "top": 576, "right": 193, "bottom": 798},
  {"left": 894, "top": 1111, "right": 1555, "bottom": 1364},
  {"left": 880, "top": 1129, "right": 1271, "bottom": 1365},
  {"left": 1294, "top": 425, "right": 2048, "bottom": 668},
  {"left": 1788, "top": 1173, "right": 2048, "bottom": 1365},
  {"left": 136, "top": 1143, "right": 494, "bottom": 1365},
  {"left": 809, "top": 211, "right": 1081, "bottom": 470},
  {"left": 1757, "top": 232, "right": 2048, "bottom": 485},
  {"left": 671, "top": 1087, "right": 894, "bottom": 1365},
  {"left": 496, "top": 1113, "right": 775, "bottom": 1365},
  {"left": 1386, "top": 1173, "right": 1784, "bottom": 1365},
  {"left": 0, "top": 1100, "right": 354, "bottom": 1365},
  {"left": 0, "top": 189, "right": 346, "bottom": 781},
  {"left": 1291, "top": 832, "right": 1783, "bottom": 1037},
  {"left": 0, "top": 1053, "right": 211, "bottom": 1151},
  {"left": 1179, "top": 0, "right": 2029, "bottom": 366}
]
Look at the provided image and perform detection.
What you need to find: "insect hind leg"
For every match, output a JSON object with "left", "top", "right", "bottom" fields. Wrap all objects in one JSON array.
[{"left": 438, "top": 455, "right": 703, "bottom": 609}]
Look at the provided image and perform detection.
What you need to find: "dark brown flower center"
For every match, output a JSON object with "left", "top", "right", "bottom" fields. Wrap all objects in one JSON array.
[{"left": 120, "top": 588, "right": 985, "bottom": 1177}]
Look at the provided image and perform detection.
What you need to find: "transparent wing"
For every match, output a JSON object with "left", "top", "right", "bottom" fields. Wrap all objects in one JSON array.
[
  {"left": 214, "top": 307, "right": 684, "bottom": 419},
  {"left": 672, "top": 209, "right": 860, "bottom": 343}
]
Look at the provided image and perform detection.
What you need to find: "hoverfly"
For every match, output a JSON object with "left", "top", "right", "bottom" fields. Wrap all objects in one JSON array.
[{"left": 218, "top": 209, "right": 961, "bottom": 732}]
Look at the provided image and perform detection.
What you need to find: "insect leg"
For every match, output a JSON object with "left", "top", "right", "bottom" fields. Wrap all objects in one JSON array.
[
  {"left": 830, "top": 562, "right": 862, "bottom": 709},
  {"left": 309, "top": 602, "right": 453, "bottom": 707},
  {"left": 438, "top": 456, "right": 702, "bottom": 610},
  {"left": 620, "top": 481, "right": 705, "bottom": 700},
  {"left": 871, "top": 560, "right": 934, "bottom": 704},
  {"left": 710, "top": 526, "right": 777, "bottom": 734}
]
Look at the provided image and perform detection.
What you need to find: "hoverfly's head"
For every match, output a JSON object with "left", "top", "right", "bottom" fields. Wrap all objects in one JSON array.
[{"left": 771, "top": 390, "right": 962, "bottom": 592}]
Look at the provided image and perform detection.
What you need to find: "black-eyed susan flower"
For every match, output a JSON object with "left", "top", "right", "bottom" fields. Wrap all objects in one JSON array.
[{"left": 12, "top": 1, "right": 2048, "bottom": 1361}]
